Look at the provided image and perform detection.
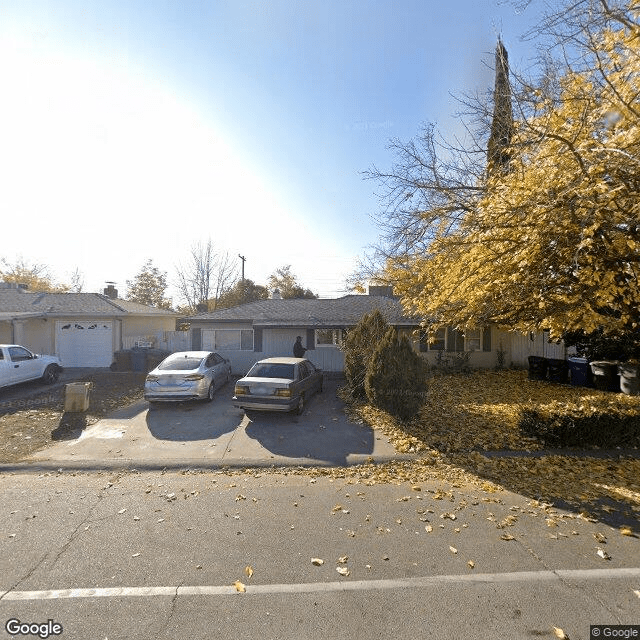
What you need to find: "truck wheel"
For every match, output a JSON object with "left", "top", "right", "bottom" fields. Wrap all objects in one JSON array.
[{"left": 42, "top": 365, "right": 60, "bottom": 385}]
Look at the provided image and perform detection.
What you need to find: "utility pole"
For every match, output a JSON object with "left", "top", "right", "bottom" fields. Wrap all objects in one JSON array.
[{"left": 238, "top": 255, "right": 246, "bottom": 281}]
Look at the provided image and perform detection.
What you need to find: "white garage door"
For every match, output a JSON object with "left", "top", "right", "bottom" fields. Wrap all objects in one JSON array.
[{"left": 56, "top": 321, "right": 114, "bottom": 367}]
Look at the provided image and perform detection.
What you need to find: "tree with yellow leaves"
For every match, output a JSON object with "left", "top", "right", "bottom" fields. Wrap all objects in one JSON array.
[{"left": 374, "top": 0, "right": 640, "bottom": 339}]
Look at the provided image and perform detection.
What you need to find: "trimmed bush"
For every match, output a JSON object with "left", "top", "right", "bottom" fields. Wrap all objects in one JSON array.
[
  {"left": 364, "top": 328, "right": 428, "bottom": 421},
  {"left": 343, "top": 310, "right": 390, "bottom": 399},
  {"left": 519, "top": 408, "right": 640, "bottom": 448}
]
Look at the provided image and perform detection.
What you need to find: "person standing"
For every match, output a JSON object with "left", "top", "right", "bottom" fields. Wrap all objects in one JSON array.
[{"left": 293, "top": 336, "right": 307, "bottom": 358}]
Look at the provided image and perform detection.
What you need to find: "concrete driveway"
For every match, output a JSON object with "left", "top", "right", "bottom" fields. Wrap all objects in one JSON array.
[{"left": 28, "top": 378, "right": 400, "bottom": 469}]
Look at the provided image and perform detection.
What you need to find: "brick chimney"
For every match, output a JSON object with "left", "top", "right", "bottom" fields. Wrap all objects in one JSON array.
[
  {"left": 103, "top": 283, "right": 118, "bottom": 299},
  {"left": 367, "top": 284, "right": 394, "bottom": 297}
]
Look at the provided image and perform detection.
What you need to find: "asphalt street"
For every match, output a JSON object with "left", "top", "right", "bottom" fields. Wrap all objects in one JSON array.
[{"left": 0, "top": 469, "right": 638, "bottom": 640}]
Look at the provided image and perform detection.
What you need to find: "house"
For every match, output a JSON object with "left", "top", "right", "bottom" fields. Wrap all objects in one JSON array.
[
  {"left": 186, "top": 286, "right": 527, "bottom": 374},
  {"left": 0, "top": 283, "right": 178, "bottom": 367}
]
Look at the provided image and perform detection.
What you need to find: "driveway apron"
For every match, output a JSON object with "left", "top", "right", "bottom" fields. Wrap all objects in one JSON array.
[{"left": 28, "top": 379, "right": 400, "bottom": 468}]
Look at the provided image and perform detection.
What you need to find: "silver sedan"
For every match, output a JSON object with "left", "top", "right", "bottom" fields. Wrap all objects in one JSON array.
[
  {"left": 233, "top": 357, "right": 323, "bottom": 414},
  {"left": 144, "top": 351, "right": 231, "bottom": 403}
]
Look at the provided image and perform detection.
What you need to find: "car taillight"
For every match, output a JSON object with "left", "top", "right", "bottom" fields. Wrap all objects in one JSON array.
[
  {"left": 235, "top": 385, "right": 250, "bottom": 395},
  {"left": 274, "top": 388, "right": 291, "bottom": 397},
  {"left": 146, "top": 374, "right": 159, "bottom": 382},
  {"left": 184, "top": 374, "right": 205, "bottom": 381}
]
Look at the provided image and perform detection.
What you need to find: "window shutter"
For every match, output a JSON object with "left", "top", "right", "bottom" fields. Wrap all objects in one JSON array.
[
  {"left": 306, "top": 328, "right": 315, "bottom": 350},
  {"left": 253, "top": 328, "right": 263, "bottom": 352},
  {"left": 483, "top": 326, "right": 492, "bottom": 352}
]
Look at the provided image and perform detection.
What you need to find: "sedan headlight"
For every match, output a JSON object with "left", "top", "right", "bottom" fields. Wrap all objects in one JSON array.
[
  {"left": 234, "top": 385, "right": 250, "bottom": 395},
  {"left": 274, "top": 388, "right": 291, "bottom": 397}
]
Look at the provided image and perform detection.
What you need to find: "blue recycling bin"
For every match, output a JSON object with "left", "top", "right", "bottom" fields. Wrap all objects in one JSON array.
[{"left": 567, "top": 357, "right": 592, "bottom": 387}]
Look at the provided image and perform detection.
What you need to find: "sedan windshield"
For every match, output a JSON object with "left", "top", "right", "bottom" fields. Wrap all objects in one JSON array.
[
  {"left": 247, "top": 363, "right": 294, "bottom": 379},
  {"left": 158, "top": 356, "right": 203, "bottom": 371}
]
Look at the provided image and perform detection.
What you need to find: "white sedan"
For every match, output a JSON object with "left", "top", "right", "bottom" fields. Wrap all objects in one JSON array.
[{"left": 144, "top": 351, "right": 231, "bottom": 403}]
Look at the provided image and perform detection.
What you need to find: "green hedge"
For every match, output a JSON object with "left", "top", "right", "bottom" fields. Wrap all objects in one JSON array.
[{"left": 519, "top": 409, "right": 640, "bottom": 448}]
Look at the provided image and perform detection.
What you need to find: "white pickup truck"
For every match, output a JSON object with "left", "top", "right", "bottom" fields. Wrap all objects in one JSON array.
[{"left": 0, "top": 344, "right": 63, "bottom": 389}]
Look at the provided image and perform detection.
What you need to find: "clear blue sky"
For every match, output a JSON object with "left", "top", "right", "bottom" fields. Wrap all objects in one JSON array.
[{"left": 0, "top": 0, "right": 544, "bottom": 302}]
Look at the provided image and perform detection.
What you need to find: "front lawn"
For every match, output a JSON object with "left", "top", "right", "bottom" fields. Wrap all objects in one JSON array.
[{"left": 350, "top": 369, "right": 640, "bottom": 453}]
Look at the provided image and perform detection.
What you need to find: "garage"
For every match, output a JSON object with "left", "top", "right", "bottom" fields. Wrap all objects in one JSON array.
[{"left": 56, "top": 321, "right": 114, "bottom": 367}]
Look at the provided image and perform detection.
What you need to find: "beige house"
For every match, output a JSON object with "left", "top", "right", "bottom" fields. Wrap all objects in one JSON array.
[
  {"left": 0, "top": 284, "right": 177, "bottom": 367},
  {"left": 186, "top": 288, "right": 532, "bottom": 374}
]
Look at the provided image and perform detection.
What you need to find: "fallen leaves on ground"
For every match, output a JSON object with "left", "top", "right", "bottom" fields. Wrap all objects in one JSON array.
[
  {"left": 343, "top": 370, "right": 640, "bottom": 526},
  {"left": 0, "top": 372, "right": 146, "bottom": 463},
  {"left": 351, "top": 370, "right": 640, "bottom": 454}
]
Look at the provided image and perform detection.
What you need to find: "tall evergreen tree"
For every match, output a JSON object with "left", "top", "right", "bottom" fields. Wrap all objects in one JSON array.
[{"left": 487, "top": 39, "right": 513, "bottom": 175}]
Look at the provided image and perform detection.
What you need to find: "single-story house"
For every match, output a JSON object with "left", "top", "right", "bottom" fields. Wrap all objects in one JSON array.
[
  {"left": 0, "top": 284, "right": 178, "bottom": 367},
  {"left": 186, "top": 286, "right": 559, "bottom": 374}
]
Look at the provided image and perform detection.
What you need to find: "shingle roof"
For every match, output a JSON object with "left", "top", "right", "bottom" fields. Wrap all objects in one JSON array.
[
  {"left": 0, "top": 290, "right": 176, "bottom": 317},
  {"left": 189, "top": 295, "right": 418, "bottom": 328}
]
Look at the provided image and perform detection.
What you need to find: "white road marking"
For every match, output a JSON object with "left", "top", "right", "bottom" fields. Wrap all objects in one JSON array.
[{"left": 2, "top": 568, "right": 639, "bottom": 601}]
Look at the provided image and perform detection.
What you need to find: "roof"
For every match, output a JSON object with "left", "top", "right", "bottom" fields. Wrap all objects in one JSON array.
[
  {"left": 0, "top": 290, "right": 177, "bottom": 318},
  {"left": 188, "top": 295, "right": 418, "bottom": 328}
]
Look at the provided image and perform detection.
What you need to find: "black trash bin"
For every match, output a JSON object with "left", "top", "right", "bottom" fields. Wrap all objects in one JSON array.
[
  {"left": 547, "top": 358, "right": 569, "bottom": 383},
  {"left": 145, "top": 349, "right": 170, "bottom": 373},
  {"left": 567, "top": 357, "right": 593, "bottom": 387},
  {"left": 528, "top": 356, "right": 548, "bottom": 380},
  {"left": 590, "top": 360, "right": 620, "bottom": 392},
  {"left": 131, "top": 347, "right": 148, "bottom": 372},
  {"left": 112, "top": 350, "right": 132, "bottom": 372}
]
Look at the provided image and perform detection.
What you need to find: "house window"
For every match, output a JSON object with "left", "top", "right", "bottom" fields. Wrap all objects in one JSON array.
[
  {"left": 315, "top": 328, "right": 344, "bottom": 347},
  {"left": 213, "top": 329, "right": 253, "bottom": 350},
  {"left": 464, "top": 329, "right": 481, "bottom": 352},
  {"left": 420, "top": 328, "right": 446, "bottom": 352},
  {"left": 420, "top": 327, "right": 487, "bottom": 352}
]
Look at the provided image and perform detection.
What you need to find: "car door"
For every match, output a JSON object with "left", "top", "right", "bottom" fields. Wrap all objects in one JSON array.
[
  {"left": 203, "top": 353, "right": 218, "bottom": 389},
  {"left": 0, "top": 349, "right": 14, "bottom": 387},
  {"left": 298, "top": 361, "right": 314, "bottom": 397},
  {"left": 8, "top": 346, "right": 38, "bottom": 384}
]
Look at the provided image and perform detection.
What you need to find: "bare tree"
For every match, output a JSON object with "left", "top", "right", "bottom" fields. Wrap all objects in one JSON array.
[
  {"left": 69, "top": 268, "right": 85, "bottom": 293},
  {"left": 175, "top": 239, "right": 238, "bottom": 312}
]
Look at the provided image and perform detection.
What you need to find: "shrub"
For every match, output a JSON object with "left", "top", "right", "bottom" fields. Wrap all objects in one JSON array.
[
  {"left": 519, "top": 408, "right": 640, "bottom": 448},
  {"left": 364, "top": 328, "right": 428, "bottom": 421},
  {"left": 343, "top": 310, "right": 390, "bottom": 399}
]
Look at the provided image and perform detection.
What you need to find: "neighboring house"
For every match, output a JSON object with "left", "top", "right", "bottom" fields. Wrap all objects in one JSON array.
[
  {"left": 186, "top": 287, "right": 523, "bottom": 374},
  {"left": 0, "top": 284, "right": 178, "bottom": 367}
]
